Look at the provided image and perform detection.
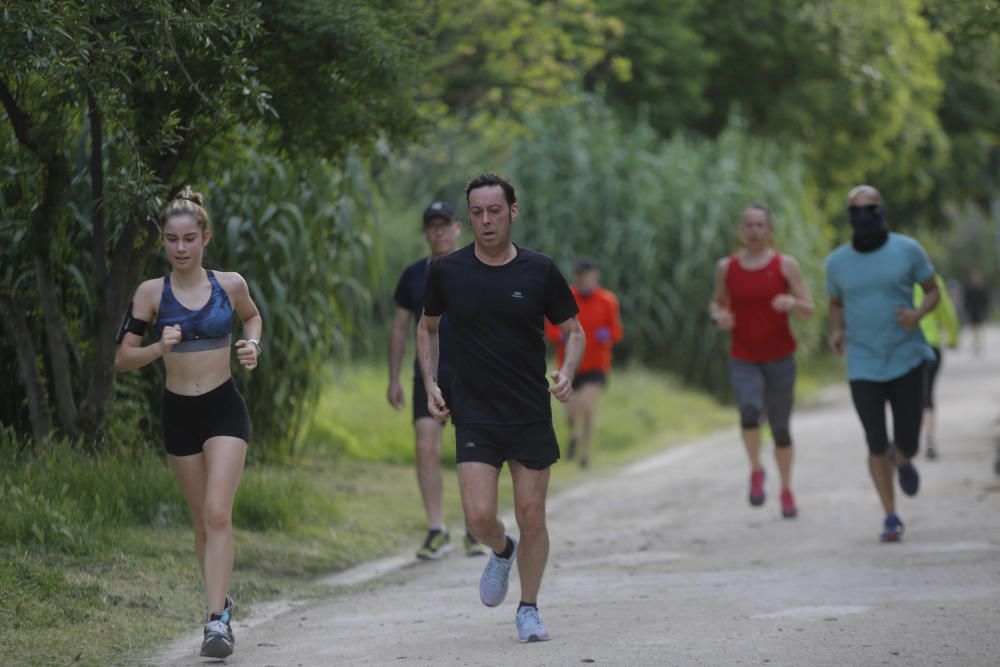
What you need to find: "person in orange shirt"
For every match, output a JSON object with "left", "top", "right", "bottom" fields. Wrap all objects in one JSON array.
[{"left": 545, "top": 258, "right": 624, "bottom": 468}]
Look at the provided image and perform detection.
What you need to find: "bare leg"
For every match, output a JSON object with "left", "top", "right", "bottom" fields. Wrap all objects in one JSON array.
[
  {"left": 457, "top": 462, "right": 505, "bottom": 553},
  {"left": 169, "top": 454, "right": 209, "bottom": 579},
  {"left": 575, "top": 383, "right": 602, "bottom": 465},
  {"left": 922, "top": 408, "right": 936, "bottom": 444},
  {"left": 509, "top": 460, "right": 551, "bottom": 603},
  {"left": 774, "top": 445, "right": 793, "bottom": 491},
  {"left": 414, "top": 418, "right": 445, "bottom": 528},
  {"left": 868, "top": 453, "right": 896, "bottom": 516},
  {"left": 202, "top": 437, "right": 247, "bottom": 614},
  {"left": 566, "top": 392, "right": 583, "bottom": 459},
  {"left": 742, "top": 427, "right": 763, "bottom": 471}
]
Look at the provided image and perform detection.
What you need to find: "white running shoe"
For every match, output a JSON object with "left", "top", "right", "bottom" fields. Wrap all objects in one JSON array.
[{"left": 479, "top": 534, "right": 517, "bottom": 607}]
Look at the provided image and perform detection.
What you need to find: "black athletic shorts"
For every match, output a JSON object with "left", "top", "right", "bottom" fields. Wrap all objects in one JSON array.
[
  {"left": 572, "top": 370, "right": 607, "bottom": 390},
  {"left": 455, "top": 422, "right": 560, "bottom": 470},
  {"left": 412, "top": 374, "right": 453, "bottom": 424},
  {"left": 162, "top": 378, "right": 250, "bottom": 457}
]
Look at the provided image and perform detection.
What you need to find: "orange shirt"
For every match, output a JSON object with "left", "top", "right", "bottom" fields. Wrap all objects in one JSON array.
[{"left": 545, "top": 286, "right": 623, "bottom": 374}]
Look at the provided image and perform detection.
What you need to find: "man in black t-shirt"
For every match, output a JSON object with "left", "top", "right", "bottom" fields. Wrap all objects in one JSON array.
[
  {"left": 388, "top": 201, "right": 487, "bottom": 560},
  {"left": 418, "top": 173, "right": 584, "bottom": 643}
]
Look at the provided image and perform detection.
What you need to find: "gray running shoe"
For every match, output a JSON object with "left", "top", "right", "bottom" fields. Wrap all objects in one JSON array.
[
  {"left": 479, "top": 534, "right": 517, "bottom": 607},
  {"left": 200, "top": 611, "right": 234, "bottom": 658},
  {"left": 516, "top": 605, "right": 550, "bottom": 642}
]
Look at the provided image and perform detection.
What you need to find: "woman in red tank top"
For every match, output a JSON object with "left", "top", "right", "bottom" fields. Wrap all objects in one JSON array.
[{"left": 710, "top": 204, "right": 814, "bottom": 518}]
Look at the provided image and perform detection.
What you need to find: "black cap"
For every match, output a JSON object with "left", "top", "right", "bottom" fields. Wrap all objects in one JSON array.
[{"left": 422, "top": 201, "right": 457, "bottom": 225}]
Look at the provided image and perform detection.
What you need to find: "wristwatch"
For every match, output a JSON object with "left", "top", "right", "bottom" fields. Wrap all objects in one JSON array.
[{"left": 247, "top": 338, "right": 262, "bottom": 356}]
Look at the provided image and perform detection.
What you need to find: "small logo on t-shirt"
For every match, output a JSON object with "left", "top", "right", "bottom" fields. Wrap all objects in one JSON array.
[
  {"left": 465, "top": 441, "right": 476, "bottom": 448},
  {"left": 512, "top": 291, "right": 524, "bottom": 299}
]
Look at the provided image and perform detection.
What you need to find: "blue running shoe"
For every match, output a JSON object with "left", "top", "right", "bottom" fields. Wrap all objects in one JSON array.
[
  {"left": 897, "top": 461, "right": 920, "bottom": 496},
  {"left": 516, "top": 605, "right": 550, "bottom": 643},
  {"left": 479, "top": 534, "right": 517, "bottom": 607},
  {"left": 880, "top": 513, "right": 904, "bottom": 543}
]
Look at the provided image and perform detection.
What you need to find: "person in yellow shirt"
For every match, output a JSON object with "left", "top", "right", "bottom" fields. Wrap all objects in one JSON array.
[{"left": 914, "top": 273, "right": 959, "bottom": 459}]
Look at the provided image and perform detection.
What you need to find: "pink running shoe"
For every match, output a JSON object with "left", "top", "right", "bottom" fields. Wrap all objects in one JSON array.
[
  {"left": 749, "top": 469, "right": 765, "bottom": 506},
  {"left": 780, "top": 489, "right": 798, "bottom": 518}
]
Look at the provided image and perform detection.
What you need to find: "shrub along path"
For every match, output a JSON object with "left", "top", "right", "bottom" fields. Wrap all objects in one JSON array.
[{"left": 153, "top": 331, "right": 1000, "bottom": 666}]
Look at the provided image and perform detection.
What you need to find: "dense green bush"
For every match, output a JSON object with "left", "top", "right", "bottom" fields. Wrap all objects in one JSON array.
[{"left": 189, "top": 153, "right": 381, "bottom": 459}]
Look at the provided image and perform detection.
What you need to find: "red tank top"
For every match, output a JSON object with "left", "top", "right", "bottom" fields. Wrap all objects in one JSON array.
[{"left": 725, "top": 252, "right": 796, "bottom": 363}]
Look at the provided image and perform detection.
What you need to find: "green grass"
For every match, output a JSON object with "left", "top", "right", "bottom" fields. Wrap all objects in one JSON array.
[{"left": 2, "top": 358, "right": 829, "bottom": 666}]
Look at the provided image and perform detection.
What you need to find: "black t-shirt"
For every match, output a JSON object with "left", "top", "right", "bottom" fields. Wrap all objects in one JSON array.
[
  {"left": 423, "top": 243, "right": 579, "bottom": 425},
  {"left": 394, "top": 257, "right": 454, "bottom": 380}
]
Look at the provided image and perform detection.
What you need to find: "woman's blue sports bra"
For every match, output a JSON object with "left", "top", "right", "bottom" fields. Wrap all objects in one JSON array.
[{"left": 154, "top": 270, "right": 234, "bottom": 353}]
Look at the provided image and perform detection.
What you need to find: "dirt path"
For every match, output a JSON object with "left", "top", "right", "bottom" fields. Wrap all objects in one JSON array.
[{"left": 152, "top": 332, "right": 1000, "bottom": 666}]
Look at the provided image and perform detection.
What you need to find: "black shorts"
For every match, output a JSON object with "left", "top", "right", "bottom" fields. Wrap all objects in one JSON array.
[
  {"left": 412, "top": 374, "right": 453, "bottom": 423},
  {"left": 849, "top": 363, "right": 924, "bottom": 458},
  {"left": 455, "top": 422, "right": 560, "bottom": 470},
  {"left": 162, "top": 378, "right": 251, "bottom": 457},
  {"left": 572, "top": 370, "right": 607, "bottom": 390}
]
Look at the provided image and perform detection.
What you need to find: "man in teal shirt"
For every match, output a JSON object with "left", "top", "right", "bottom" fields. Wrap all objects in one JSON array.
[{"left": 826, "top": 185, "right": 940, "bottom": 543}]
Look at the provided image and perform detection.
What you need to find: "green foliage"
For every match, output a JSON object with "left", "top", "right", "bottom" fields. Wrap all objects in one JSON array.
[
  {"left": 689, "top": 0, "right": 949, "bottom": 221},
  {"left": 505, "top": 97, "right": 828, "bottom": 396},
  {"left": 586, "top": 0, "right": 716, "bottom": 135},
  {"left": 254, "top": 0, "right": 428, "bottom": 159},
  {"left": 418, "top": 0, "right": 623, "bottom": 145},
  {"left": 0, "top": 1, "right": 427, "bottom": 447},
  {"left": 0, "top": 437, "right": 183, "bottom": 555},
  {"left": 201, "top": 152, "right": 381, "bottom": 458}
]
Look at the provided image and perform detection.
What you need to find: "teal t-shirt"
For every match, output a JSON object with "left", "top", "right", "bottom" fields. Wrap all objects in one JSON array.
[{"left": 825, "top": 233, "right": 935, "bottom": 382}]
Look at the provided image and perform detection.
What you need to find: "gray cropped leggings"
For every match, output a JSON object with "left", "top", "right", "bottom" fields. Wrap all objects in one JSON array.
[{"left": 729, "top": 354, "right": 796, "bottom": 446}]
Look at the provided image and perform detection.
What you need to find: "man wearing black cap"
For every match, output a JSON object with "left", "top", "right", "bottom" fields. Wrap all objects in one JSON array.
[{"left": 388, "top": 201, "right": 487, "bottom": 559}]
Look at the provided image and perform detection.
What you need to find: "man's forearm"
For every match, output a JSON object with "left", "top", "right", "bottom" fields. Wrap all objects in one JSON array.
[
  {"left": 916, "top": 288, "right": 940, "bottom": 319},
  {"left": 561, "top": 329, "right": 585, "bottom": 378},
  {"left": 416, "top": 326, "right": 440, "bottom": 389},
  {"left": 388, "top": 326, "right": 407, "bottom": 383},
  {"left": 829, "top": 303, "right": 845, "bottom": 333}
]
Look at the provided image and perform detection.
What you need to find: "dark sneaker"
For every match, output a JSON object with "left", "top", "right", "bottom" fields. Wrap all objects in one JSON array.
[
  {"left": 416, "top": 529, "right": 453, "bottom": 560},
  {"left": 516, "top": 605, "right": 550, "bottom": 643},
  {"left": 880, "top": 513, "right": 904, "bottom": 543},
  {"left": 464, "top": 532, "right": 489, "bottom": 557},
  {"left": 780, "top": 489, "right": 798, "bottom": 519},
  {"left": 897, "top": 461, "right": 920, "bottom": 496},
  {"left": 200, "top": 610, "right": 234, "bottom": 658},
  {"left": 925, "top": 442, "right": 938, "bottom": 460},
  {"left": 749, "top": 468, "right": 766, "bottom": 506},
  {"left": 480, "top": 534, "right": 517, "bottom": 607}
]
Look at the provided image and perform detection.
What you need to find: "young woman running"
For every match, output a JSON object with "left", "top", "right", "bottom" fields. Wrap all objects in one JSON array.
[
  {"left": 711, "top": 204, "right": 814, "bottom": 518},
  {"left": 115, "top": 187, "right": 261, "bottom": 659}
]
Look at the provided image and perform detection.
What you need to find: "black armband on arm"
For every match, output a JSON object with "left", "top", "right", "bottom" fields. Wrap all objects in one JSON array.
[{"left": 115, "top": 303, "right": 148, "bottom": 343}]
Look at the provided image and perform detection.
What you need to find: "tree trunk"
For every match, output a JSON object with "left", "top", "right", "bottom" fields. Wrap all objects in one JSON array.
[
  {"left": 0, "top": 290, "right": 52, "bottom": 441},
  {"left": 32, "top": 155, "right": 78, "bottom": 433},
  {"left": 75, "top": 218, "right": 159, "bottom": 439}
]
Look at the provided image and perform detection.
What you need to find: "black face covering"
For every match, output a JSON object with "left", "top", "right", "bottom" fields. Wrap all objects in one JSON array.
[{"left": 849, "top": 204, "right": 889, "bottom": 252}]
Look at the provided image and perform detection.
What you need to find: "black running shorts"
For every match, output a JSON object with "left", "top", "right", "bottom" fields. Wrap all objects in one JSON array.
[
  {"left": 162, "top": 378, "right": 251, "bottom": 457},
  {"left": 572, "top": 370, "right": 607, "bottom": 391},
  {"left": 455, "top": 422, "right": 560, "bottom": 470}
]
